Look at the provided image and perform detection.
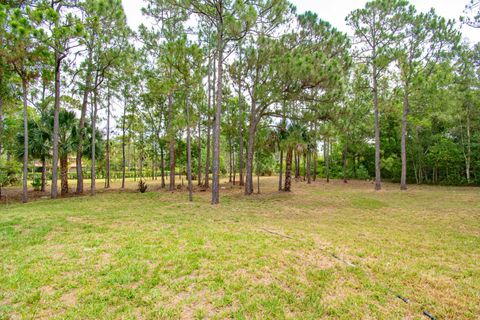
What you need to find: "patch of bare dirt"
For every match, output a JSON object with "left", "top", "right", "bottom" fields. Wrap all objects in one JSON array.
[{"left": 60, "top": 290, "right": 77, "bottom": 307}]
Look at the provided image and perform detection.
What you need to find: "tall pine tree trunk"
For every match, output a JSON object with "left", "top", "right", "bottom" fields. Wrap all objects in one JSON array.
[
  {"left": 197, "top": 118, "right": 201, "bottom": 186},
  {"left": 228, "top": 136, "right": 232, "bottom": 183},
  {"left": 76, "top": 51, "right": 92, "bottom": 194},
  {"left": 105, "top": 86, "right": 111, "bottom": 188},
  {"left": 41, "top": 158, "right": 46, "bottom": 192},
  {"left": 160, "top": 142, "right": 165, "bottom": 188},
  {"left": 303, "top": 153, "right": 306, "bottom": 181},
  {"left": 51, "top": 52, "right": 62, "bottom": 198},
  {"left": 211, "top": 26, "right": 224, "bottom": 204},
  {"left": 139, "top": 149, "right": 143, "bottom": 180},
  {"left": 121, "top": 95, "right": 127, "bottom": 189},
  {"left": 204, "top": 55, "right": 213, "bottom": 188},
  {"left": 245, "top": 106, "right": 257, "bottom": 195},
  {"left": 400, "top": 88, "right": 409, "bottom": 190},
  {"left": 343, "top": 137, "right": 348, "bottom": 183},
  {"left": 233, "top": 149, "right": 236, "bottom": 185},
  {"left": 168, "top": 92, "right": 175, "bottom": 190},
  {"left": 0, "top": 94, "right": 3, "bottom": 158},
  {"left": 91, "top": 84, "right": 99, "bottom": 196},
  {"left": 284, "top": 148, "right": 293, "bottom": 192},
  {"left": 256, "top": 152, "right": 260, "bottom": 194},
  {"left": 21, "top": 78, "right": 28, "bottom": 203},
  {"left": 278, "top": 149, "right": 283, "bottom": 191},
  {"left": 238, "top": 45, "right": 244, "bottom": 187},
  {"left": 353, "top": 154, "right": 357, "bottom": 178},
  {"left": 373, "top": 64, "right": 381, "bottom": 190},
  {"left": 152, "top": 146, "right": 156, "bottom": 181},
  {"left": 186, "top": 98, "right": 193, "bottom": 202},
  {"left": 324, "top": 137, "right": 330, "bottom": 183},
  {"left": 40, "top": 157, "right": 47, "bottom": 192},
  {"left": 465, "top": 103, "right": 471, "bottom": 183},
  {"left": 307, "top": 151, "right": 311, "bottom": 184}
]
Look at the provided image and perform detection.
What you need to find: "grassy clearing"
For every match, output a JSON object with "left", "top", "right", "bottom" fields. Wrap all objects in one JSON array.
[{"left": 0, "top": 177, "right": 479, "bottom": 319}]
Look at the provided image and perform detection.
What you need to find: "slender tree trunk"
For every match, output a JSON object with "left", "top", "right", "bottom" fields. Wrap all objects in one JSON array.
[
  {"left": 245, "top": 106, "right": 257, "bottom": 195},
  {"left": 324, "top": 137, "right": 330, "bottom": 183},
  {"left": 0, "top": 94, "right": 3, "bottom": 157},
  {"left": 139, "top": 152, "right": 143, "bottom": 180},
  {"left": 400, "top": 87, "right": 409, "bottom": 190},
  {"left": 21, "top": 79, "right": 28, "bottom": 203},
  {"left": 278, "top": 149, "right": 283, "bottom": 191},
  {"left": 205, "top": 118, "right": 211, "bottom": 188},
  {"left": 168, "top": 93, "right": 175, "bottom": 191},
  {"left": 41, "top": 158, "right": 46, "bottom": 192},
  {"left": 238, "top": 45, "right": 244, "bottom": 187},
  {"left": 127, "top": 141, "right": 130, "bottom": 172},
  {"left": 413, "top": 160, "right": 419, "bottom": 184},
  {"left": 465, "top": 104, "right": 471, "bottom": 183},
  {"left": 307, "top": 151, "right": 311, "bottom": 184},
  {"left": 0, "top": 103, "right": 4, "bottom": 200},
  {"left": 284, "top": 148, "right": 293, "bottom": 192},
  {"left": 204, "top": 55, "right": 212, "bottom": 188},
  {"left": 233, "top": 149, "right": 236, "bottom": 185},
  {"left": 295, "top": 152, "right": 300, "bottom": 179},
  {"left": 373, "top": 65, "right": 381, "bottom": 191},
  {"left": 160, "top": 142, "right": 165, "bottom": 188},
  {"left": 353, "top": 154, "right": 357, "bottom": 178},
  {"left": 313, "top": 122, "right": 317, "bottom": 182},
  {"left": 186, "top": 99, "right": 193, "bottom": 202},
  {"left": 256, "top": 153, "right": 260, "bottom": 194},
  {"left": 133, "top": 145, "right": 137, "bottom": 182},
  {"left": 76, "top": 51, "right": 92, "bottom": 194},
  {"left": 303, "top": 153, "right": 306, "bottom": 181},
  {"left": 197, "top": 118, "right": 201, "bottom": 186},
  {"left": 152, "top": 147, "right": 155, "bottom": 181},
  {"left": 211, "top": 26, "right": 224, "bottom": 205},
  {"left": 121, "top": 95, "right": 127, "bottom": 189},
  {"left": 51, "top": 54, "right": 62, "bottom": 198},
  {"left": 60, "top": 155, "right": 68, "bottom": 195},
  {"left": 228, "top": 136, "right": 232, "bottom": 183},
  {"left": 169, "top": 139, "right": 175, "bottom": 189},
  {"left": 343, "top": 138, "right": 348, "bottom": 183},
  {"left": 105, "top": 86, "right": 111, "bottom": 188},
  {"left": 91, "top": 85, "right": 98, "bottom": 196}
]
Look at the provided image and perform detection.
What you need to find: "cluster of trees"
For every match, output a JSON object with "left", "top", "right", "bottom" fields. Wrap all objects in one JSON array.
[{"left": 0, "top": 0, "right": 478, "bottom": 204}]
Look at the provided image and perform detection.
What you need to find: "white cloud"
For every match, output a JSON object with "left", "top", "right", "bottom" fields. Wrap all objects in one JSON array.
[{"left": 122, "top": 0, "right": 479, "bottom": 43}]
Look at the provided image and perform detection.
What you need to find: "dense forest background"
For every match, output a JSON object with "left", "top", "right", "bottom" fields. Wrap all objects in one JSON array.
[{"left": 0, "top": 0, "right": 479, "bottom": 204}]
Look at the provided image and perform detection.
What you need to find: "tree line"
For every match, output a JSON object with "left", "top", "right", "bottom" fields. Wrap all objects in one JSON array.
[{"left": 0, "top": 0, "right": 478, "bottom": 204}]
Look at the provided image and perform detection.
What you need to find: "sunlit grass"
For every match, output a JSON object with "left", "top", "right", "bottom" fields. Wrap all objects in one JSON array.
[{"left": 1, "top": 177, "right": 479, "bottom": 319}]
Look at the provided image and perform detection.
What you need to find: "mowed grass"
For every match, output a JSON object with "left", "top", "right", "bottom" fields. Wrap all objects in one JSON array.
[{"left": 0, "top": 177, "right": 479, "bottom": 319}]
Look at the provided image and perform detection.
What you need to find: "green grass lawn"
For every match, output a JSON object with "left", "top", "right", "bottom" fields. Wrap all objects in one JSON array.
[{"left": 1, "top": 177, "right": 479, "bottom": 319}]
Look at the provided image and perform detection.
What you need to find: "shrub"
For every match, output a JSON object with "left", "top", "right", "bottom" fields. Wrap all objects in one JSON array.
[
  {"left": 31, "top": 177, "right": 42, "bottom": 191},
  {"left": 0, "top": 160, "right": 20, "bottom": 188},
  {"left": 138, "top": 179, "right": 148, "bottom": 193}
]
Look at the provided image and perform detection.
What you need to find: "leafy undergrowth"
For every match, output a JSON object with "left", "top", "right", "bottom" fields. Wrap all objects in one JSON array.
[{"left": 0, "top": 177, "right": 479, "bottom": 319}]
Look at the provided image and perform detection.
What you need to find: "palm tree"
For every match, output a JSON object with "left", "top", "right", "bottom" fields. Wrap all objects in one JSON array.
[
  {"left": 56, "top": 110, "right": 77, "bottom": 195},
  {"left": 16, "top": 119, "right": 51, "bottom": 192},
  {"left": 48, "top": 109, "right": 101, "bottom": 196}
]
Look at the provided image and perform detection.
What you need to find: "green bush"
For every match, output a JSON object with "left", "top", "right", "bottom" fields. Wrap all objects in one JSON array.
[
  {"left": 31, "top": 177, "right": 42, "bottom": 191},
  {"left": 0, "top": 160, "right": 21, "bottom": 188}
]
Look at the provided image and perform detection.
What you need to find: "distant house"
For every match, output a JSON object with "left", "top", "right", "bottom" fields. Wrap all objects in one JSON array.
[{"left": 32, "top": 156, "right": 82, "bottom": 173}]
